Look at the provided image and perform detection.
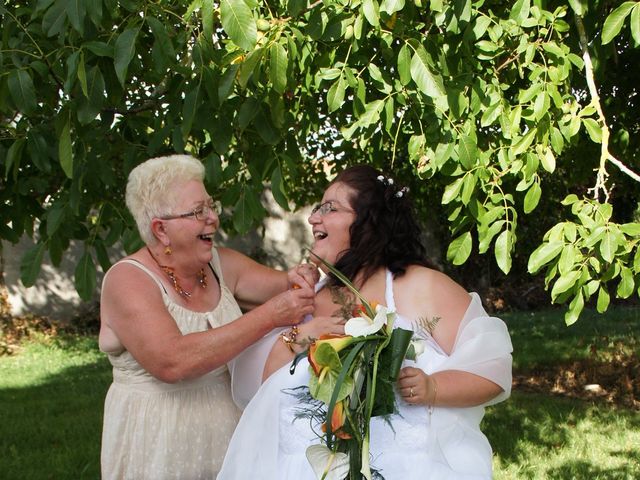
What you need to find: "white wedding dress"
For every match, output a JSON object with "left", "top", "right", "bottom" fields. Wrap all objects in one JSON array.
[{"left": 220, "top": 271, "right": 513, "bottom": 479}]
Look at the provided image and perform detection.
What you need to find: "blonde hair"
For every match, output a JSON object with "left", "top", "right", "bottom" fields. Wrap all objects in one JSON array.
[{"left": 125, "top": 155, "right": 205, "bottom": 245}]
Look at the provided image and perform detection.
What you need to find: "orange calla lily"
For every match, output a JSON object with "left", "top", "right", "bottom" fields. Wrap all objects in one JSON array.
[
  {"left": 321, "top": 400, "right": 352, "bottom": 440},
  {"left": 308, "top": 334, "right": 354, "bottom": 377}
]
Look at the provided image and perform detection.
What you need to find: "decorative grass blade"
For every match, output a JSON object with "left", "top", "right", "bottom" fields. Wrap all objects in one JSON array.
[{"left": 308, "top": 250, "right": 375, "bottom": 317}]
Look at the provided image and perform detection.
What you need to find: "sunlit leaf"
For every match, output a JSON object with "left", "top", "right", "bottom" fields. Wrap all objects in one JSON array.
[
  {"left": 447, "top": 231, "right": 472, "bottom": 265},
  {"left": 602, "top": 2, "right": 636, "bottom": 44},
  {"left": 220, "top": 0, "right": 257, "bottom": 51}
]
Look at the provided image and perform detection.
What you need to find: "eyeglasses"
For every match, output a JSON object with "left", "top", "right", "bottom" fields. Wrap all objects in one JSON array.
[
  {"left": 310, "top": 201, "right": 353, "bottom": 216},
  {"left": 160, "top": 199, "right": 221, "bottom": 221}
]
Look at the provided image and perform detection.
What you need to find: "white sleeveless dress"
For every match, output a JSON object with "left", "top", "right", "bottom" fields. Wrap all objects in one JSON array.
[
  {"left": 219, "top": 271, "right": 513, "bottom": 479},
  {"left": 101, "top": 248, "right": 243, "bottom": 480}
]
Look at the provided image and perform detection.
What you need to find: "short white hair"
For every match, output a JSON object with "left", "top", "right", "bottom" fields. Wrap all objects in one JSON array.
[{"left": 125, "top": 155, "right": 205, "bottom": 245}]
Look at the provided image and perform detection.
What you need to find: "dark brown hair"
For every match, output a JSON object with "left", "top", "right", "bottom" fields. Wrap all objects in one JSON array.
[{"left": 329, "top": 165, "right": 433, "bottom": 286}]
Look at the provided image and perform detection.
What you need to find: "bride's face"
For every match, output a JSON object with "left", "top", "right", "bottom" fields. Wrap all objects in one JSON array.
[{"left": 308, "top": 182, "right": 356, "bottom": 269}]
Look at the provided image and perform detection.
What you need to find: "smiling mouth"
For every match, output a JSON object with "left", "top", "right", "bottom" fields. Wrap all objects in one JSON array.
[
  {"left": 313, "top": 232, "right": 327, "bottom": 240},
  {"left": 198, "top": 234, "right": 214, "bottom": 242}
]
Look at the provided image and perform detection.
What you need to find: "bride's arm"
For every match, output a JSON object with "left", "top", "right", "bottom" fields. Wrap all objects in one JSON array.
[
  {"left": 394, "top": 266, "right": 513, "bottom": 408},
  {"left": 262, "top": 315, "right": 345, "bottom": 380}
]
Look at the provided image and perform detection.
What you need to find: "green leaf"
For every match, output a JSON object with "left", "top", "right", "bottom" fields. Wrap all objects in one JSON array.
[
  {"left": 460, "top": 173, "right": 476, "bottom": 205},
  {"left": 620, "top": 222, "right": 640, "bottom": 236},
  {"left": 524, "top": 182, "right": 541, "bottom": 213},
  {"left": 567, "top": 0, "right": 587, "bottom": 16},
  {"left": 616, "top": 266, "right": 634, "bottom": 299},
  {"left": 77, "top": 51, "right": 88, "bottom": 97},
  {"left": 20, "top": 243, "right": 47, "bottom": 287},
  {"left": 582, "top": 118, "right": 602, "bottom": 143},
  {"left": 181, "top": 86, "right": 200, "bottom": 139},
  {"left": 237, "top": 49, "right": 262, "bottom": 88},
  {"left": 410, "top": 46, "right": 446, "bottom": 99},
  {"left": 382, "top": 0, "right": 405, "bottom": 15},
  {"left": 528, "top": 241, "right": 563, "bottom": 273},
  {"left": 600, "top": 230, "right": 619, "bottom": 263},
  {"left": 270, "top": 166, "right": 289, "bottom": 211},
  {"left": 233, "top": 191, "right": 253, "bottom": 234},
  {"left": 631, "top": 4, "right": 640, "bottom": 45},
  {"left": 67, "top": 0, "right": 87, "bottom": 35},
  {"left": 357, "top": 99, "right": 385, "bottom": 129},
  {"left": 596, "top": 286, "right": 610, "bottom": 313},
  {"left": 551, "top": 269, "right": 581, "bottom": 299},
  {"left": 457, "top": 134, "right": 477, "bottom": 170},
  {"left": 114, "top": 28, "right": 139, "bottom": 86},
  {"left": 219, "top": 64, "right": 239, "bottom": 103},
  {"left": 59, "top": 119, "right": 73, "bottom": 179},
  {"left": 541, "top": 147, "right": 556, "bottom": 173},
  {"left": 565, "top": 290, "right": 584, "bottom": 326},
  {"left": 269, "top": 42, "right": 288, "bottom": 94},
  {"left": 77, "top": 65, "right": 105, "bottom": 125},
  {"left": 75, "top": 250, "right": 97, "bottom": 301},
  {"left": 442, "top": 176, "right": 464, "bottom": 204},
  {"left": 510, "top": 0, "right": 530, "bottom": 23},
  {"left": 398, "top": 44, "right": 412, "bottom": 85},
  {"left": 327, "top": 76, "right": 346, "bottom": 113},
  {"left": 447, "top": 231, "right": 472, "bottom": 265},
  {"left": 512, "top": 127, "right": 537, "bottom": 156},
  {"left": 362, "top": 0, "right": 380, "bottom": 27},
  {"left": 494, "top": 229, "right": 513, "bottom": 274},
  {"left": 602, "top": 2, "right": 636, "bottom": 44},
  {"left": 220, "top": 0, "right": 258, "bottom": 51},
  {"left": 8, "top": 70, "right": 37, "bottom": 115},
  {"left": 480, "top": 101, "right": 501, "bottom": 127}
]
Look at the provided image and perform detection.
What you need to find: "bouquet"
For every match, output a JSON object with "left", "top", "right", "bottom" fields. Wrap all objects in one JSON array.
[{"left": 292, "top": 253, "right": 417, "bottom": 480}]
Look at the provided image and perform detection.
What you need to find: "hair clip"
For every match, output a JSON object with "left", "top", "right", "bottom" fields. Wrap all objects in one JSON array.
[
  {"left": 376, "top": 174, "right": 394, "bottom": 186},
  {"left": 395, "top": 187, "right": 409, "bottom": 198}
]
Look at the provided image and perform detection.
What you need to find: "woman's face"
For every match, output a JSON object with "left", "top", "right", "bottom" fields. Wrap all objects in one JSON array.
[
  {"left": 161, "top": 179, "right": 219, "bottom": 266},
  {"left": 308, "top": 181, "right": 356, "bottom": 268}
]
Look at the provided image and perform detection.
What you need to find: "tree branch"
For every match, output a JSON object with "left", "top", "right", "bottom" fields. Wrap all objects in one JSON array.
[{"left": 574, "top": 14, "right": 640, "bottom": 202}]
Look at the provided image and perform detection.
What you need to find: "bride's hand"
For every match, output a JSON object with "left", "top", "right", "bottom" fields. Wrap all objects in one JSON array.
[
  {"left": 297, "top": 315, "right": 346, "bottom": 344},
  {"left": 398, "top": 367, "right": 436, "bottom": 406}
]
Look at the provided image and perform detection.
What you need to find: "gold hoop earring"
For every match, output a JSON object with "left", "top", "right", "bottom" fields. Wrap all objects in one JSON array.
[{"left": 164, "top": 245, "right": 172, "bottom": 255}]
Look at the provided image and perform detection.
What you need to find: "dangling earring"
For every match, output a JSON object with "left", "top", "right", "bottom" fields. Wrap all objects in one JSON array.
[{"left": 164, "top": 245, "right": 172, "bottom": 255}]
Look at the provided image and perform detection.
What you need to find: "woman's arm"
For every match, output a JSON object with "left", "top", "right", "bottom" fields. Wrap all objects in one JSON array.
[
  {"left": 394, "top": 266, "right": 512, "bottom": 407},
  {"left": 217, "top": 247, "right": 318, "bottom": 310},
  {"left": 100, "top": 261, "right": 315, "bottom": 383}
]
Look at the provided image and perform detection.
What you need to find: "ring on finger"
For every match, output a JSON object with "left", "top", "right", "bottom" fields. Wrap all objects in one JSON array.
[{"left": 409, "top": 387, "right": 414, "bottom": 397}]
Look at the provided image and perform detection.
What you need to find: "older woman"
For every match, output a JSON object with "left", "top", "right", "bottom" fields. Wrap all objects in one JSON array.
[
  {"left": 219, "top": 165, "right": 513, "bottom": 479},
  {"left": 99, "top": 154, "right": 317, "bottom": 479}
]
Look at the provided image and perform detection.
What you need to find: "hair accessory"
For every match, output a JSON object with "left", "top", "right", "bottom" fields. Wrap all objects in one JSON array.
[
  {"left": 395, "top": 187, "right": 409, "bottom": 198},
  {"left": 377, "top": 174, "right": 407, "bottom": 198},
  {"left": 147, "top": 247, "right": 207, "bottom": 299},
  {"left": 164, "top": 245, "right": 172, "bottom": 255}
]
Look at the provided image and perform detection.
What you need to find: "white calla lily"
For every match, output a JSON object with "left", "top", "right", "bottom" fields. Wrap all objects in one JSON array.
[
  {"left": 306, "top": 444, "right": 350, "bottom": 480},
  {"left": 345, "top": 305, "right": 391, "bottom": 337}
]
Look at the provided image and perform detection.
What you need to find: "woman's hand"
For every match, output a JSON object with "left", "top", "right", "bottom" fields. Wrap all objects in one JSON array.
[
  {"left": 265, "top": 285, "right": 316, "bottom": 328},
  {"left": 288, "top": 263, "right": 320, "bottom": 290},
  {"left": 297, "top": 315, "right": 346, "bottom": 345},
  {"left": 397, "top": 367, "right": 437, "bottom": 406}
]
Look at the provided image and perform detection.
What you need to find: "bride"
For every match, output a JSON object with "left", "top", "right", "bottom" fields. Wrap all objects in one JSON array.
[{"left": 220, "top": 165, "right": 513, "bottom": 479}]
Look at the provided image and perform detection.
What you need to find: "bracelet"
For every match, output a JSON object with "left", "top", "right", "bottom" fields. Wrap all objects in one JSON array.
[
  {"left": 429, "top": 375, "right": 438, "bottom": 407},
  {"left": 280, "top": 326, "right": 299, "bottom": 352}
]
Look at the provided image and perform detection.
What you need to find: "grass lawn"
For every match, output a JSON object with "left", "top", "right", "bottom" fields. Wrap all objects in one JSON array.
[{"left": 0, "top": 306, "right": 638, "bottom": 479}]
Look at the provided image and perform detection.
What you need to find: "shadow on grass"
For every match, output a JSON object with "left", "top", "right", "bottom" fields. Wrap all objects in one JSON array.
[
  {"left": 484, "top": 391, "right": 640, "bottom": 479},
  {"left": 0, "top": 359, "right": 111, "bottom": 480}
]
